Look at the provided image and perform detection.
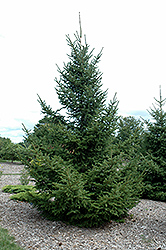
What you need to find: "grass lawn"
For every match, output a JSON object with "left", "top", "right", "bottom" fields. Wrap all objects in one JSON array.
[{"left": 0, "top": 225, "right": 24, "bottom": 250}]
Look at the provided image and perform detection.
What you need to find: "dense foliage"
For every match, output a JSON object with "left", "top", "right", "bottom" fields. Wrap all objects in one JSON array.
[
  {"left": 115, "top": 116, "right": 145, "bottom": 156},
  {"left": 140, "top": 88, "right": 166, "bottom": 201},
  {"left": 20, "top": 33, "right": 144, "bottom": 227},
  {"left": 0, "top": 137, "right": 19, "bottom": 162}
]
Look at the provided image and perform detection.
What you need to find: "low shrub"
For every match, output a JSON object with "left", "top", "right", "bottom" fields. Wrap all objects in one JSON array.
[{"left": 2, "top": 185, "right": 35, "bottom": 194}]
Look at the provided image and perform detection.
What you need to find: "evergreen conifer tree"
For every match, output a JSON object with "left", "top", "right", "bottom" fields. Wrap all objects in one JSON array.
[
  {"left": 141, "top": 87, "right": 166, "bottom": 201},
  {"left": 21, "top": 28, "right": 144, "bottom": 227},
  {"left": 116, "top": 116, "right": 145, "bottom": 156},
  {"left": 0, "top": 137, "right": 19, "bottom": 162}
]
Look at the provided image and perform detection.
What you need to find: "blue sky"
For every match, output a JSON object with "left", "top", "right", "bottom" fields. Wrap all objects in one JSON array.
[{"left": 0, "top": 0, "right": 166, "bottom": 143}]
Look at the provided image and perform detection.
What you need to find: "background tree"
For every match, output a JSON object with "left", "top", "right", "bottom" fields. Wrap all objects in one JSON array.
[
  {"left": 116, "top": 116, "right": 145, "bottom": 156},
  {"left": 0, "top": 137, "right": 19, "bottom": 162},
  {"left": 23, "top": 114, "right": 66, "bottom": 159},
  {"left": 140, "top": 87, "right": 166, "bottom": 201}
]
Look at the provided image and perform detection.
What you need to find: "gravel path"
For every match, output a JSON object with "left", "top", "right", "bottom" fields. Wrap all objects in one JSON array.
[{"left": 0, "top": 162, "right": 166, "bottom": 250}]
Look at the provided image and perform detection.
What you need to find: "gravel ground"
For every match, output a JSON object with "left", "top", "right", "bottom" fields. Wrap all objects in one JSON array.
[{"left": 0, "top": 162, "right": 166, "bottom": 250}]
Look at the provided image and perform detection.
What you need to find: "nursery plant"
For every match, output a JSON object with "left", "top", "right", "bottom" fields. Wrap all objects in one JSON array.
[
  {"left": 21, "top": 29, "right": 144, "bottom": 227},
  {"left": 116, "top": 116, "right": 145, "bottom": 156},
  {"left": 140, "top": 87, "right": 166, "bottom": 201},
  {"left": 0, "top": 137, "right": 19, "bottom": 162}
]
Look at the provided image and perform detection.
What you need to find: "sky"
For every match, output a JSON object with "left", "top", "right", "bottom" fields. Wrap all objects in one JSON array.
[{"left": 0, "top": 0, "right": 166, "bottom": 143}]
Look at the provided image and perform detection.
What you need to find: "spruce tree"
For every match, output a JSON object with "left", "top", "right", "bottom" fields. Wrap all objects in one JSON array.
[
  {"left": 0, "top": 137, "right": 18, "bottom": 162},
  {"left": 21, "top": 29, "right": 144, "bottom": 227},
  {"left": 116, "top": 116, "right": 145, "bottom": 156},
  {"left": 54, "top": 33, "right": 119, "bottom": 171},
  {"left": 142, "top": 87, "right": 166, "bottom": 201},
  {"left": 145, "top": 87, "right": 166, "bottom": 160}
]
